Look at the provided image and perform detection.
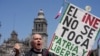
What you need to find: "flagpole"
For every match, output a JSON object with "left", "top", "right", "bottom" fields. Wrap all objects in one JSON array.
[{"left": 55, "top": 0, "right": 69, "bottom": 19}]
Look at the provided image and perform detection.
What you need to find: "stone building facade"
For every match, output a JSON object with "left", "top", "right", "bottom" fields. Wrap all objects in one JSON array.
[{"left": 0, "top": 9, "right": 48, "bottom": 56}]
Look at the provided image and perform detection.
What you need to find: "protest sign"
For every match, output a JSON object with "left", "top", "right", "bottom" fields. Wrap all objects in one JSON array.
[{"left": 49, "top": 3, "right": 100, "bottom": 56}]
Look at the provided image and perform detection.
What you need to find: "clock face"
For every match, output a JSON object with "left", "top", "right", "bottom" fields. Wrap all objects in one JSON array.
[{"left": 85, "top": 6, "right": 91, "bottom": 12}]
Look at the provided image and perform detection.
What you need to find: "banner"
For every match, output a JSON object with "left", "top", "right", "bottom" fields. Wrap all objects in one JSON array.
[{"left": 49, "top": 3, "right": 100, "bottom": 56}]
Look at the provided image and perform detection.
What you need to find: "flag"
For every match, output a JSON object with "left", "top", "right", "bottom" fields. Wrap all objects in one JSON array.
[{"left": 55, "top": 6, "right": 63, "bottom": 19}]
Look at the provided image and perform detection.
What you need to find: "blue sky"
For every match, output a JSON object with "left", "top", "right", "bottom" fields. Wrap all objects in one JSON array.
[{"left": 0, "top": 0, "right": 100, "bottom": 49}]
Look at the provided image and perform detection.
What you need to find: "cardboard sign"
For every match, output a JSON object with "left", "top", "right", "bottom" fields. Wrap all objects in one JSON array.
[{"left": 49, "top": 3, "right": 100, "bottom": 56}]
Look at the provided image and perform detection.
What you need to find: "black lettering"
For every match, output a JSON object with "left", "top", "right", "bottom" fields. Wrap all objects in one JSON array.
[
  {"left": 81, "top": 25, "right": 90, "bottom": 35},
  {"left": 88, "top": 28, "right": 96, "bottom": 39},
  {"left": 81, "top": 39, "right": 89, "bottom": 49},
  {"left": 71, "top": 20, "right": 79, "bottom": 29},
  {"left": 61, "top": 27, "right": 69, "bottom": 37},
  {"left": 63, "top": 16, "right": 73, "bottom": 27},
  {"left": 75, "top": 35, "right": 83, "bottom": 44},
  {"left": 73, "top": 8, "right": 78, "bottom": 18},
  {"left": 67, "top": 31, "right": 75, "bottom": 41},
  {"left": 67, "top": 5, "right": 75, "bottom": 16}
]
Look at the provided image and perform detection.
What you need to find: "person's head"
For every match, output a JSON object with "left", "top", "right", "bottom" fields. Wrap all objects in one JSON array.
[{"left": 31, "top": 33, "right": 43, "bottom": 51}]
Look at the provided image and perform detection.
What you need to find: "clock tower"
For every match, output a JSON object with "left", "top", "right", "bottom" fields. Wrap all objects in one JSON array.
[{"left": 32, "top": 9, "right": 48, "bottom": 48}]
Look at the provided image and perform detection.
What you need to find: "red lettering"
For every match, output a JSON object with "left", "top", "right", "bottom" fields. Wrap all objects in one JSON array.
[
  {"left": 93, "top": 18, "right": 100, "bottom": 29},
  {"left": 85, "top": 14, "right": 95, "bottom": 26},
  {"left": 82, "top": 13, "right": 87, "bottom": 22},
  {"left": 82, "top": 13, "right": 100, "bottom": 29}
]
